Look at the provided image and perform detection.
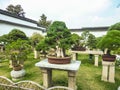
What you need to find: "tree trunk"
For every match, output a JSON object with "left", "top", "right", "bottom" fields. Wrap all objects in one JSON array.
[
  {"left": 56, "top": 46, "right": 61, "bottom": 57},
  {"left": 56, "top": 46, "right": 64, "bottom": 57}
]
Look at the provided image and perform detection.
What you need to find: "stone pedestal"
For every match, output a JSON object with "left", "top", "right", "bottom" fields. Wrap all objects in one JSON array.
[
  {"left": 41, "top": 68, "right": 52, "bottom": 88},
  {"left": 34, "top": 49, "right": 38, "bottom": 59},
  {"left": 101, "top": 61, "right": 115, "bottom": 83},
  {"left": 35, "top": 59, "right": 81, "bottom": 90},
  {"left": 68, "top": 71, "right": 77, "bottom": 90},
  {"left": 118, "top": 86, "right": 120, "bottom": 90},
  {"left": 72, "top": 53, "right": 77, "bottom": 60},
  {"left": 94, "top": 55, "right": 99, "bottom": 66},
  {"left": 10, "top": 69, "right": 26, "bottom": 81}
]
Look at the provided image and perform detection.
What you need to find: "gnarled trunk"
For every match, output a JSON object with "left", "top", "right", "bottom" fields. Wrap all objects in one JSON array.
[{"left": 56, "top": 46, "right": 64, "bottom": 57}]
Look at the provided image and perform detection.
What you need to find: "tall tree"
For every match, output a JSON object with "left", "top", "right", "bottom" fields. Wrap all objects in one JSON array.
[
  {"left": 38, "top": 14, "right": 51, "bottom": 29},
  {"left": 6, "top": 4, "right": 25, "bottom": 17}
]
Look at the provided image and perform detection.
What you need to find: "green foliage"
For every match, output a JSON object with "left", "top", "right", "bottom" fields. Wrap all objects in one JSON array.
[
  {"left": 30, "top": 32, "right": 44, "bottom": 47},
  {"left": 46, "top": 21, "right": 73, "bottom": 50},
  {"left": 108, "top": 22, "right": 120, "bottom": 31},
  {"left": 0, "top": 34, "right": 9, "bottom": 44},
  {"left": 0, "top": 54, "right": 120, "bottom": 90},
  {"left": 8, "top": 29, "right": 28, "bottom": 42},
  {"left": 6, "top": 39, "right": 30, "bottom": 52},
  {"left": 81, "top": 30, "right": 90, "bottom": 47},
  {"left": 81, "top": 30, "right": 97, "bottom": 49},
  {"left": 36, "top": 39, "right": 49, "bottom": 52},
  {"left": 38, "top": 14, "right": 51, "bottom": 28},
  {"left": 113, "top": 48, "right": 120, "bottom": 55},
  {"left": 6, "top": 39, "right": 31, "bottom": 61},
  {"left": 97, "top": 30, "right": 120, "bottom": 51},
  {"left": 71, "top": 33, "right": 81, "bottom": 47},
  {"left": 87, "top": 34, "right": 97, "bottom": 49},
  {"left": 6, "top": 4, "right": 25, "bottom": 17}
]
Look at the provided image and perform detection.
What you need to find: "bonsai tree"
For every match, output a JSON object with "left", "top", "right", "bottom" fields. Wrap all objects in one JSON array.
[
  {"left": 108, "top": 22, "right": 120, "bottom": 55},
  {"left": 71, "top": 33, "right": 86, "bottom": 51},
  {"left": 86, "top": 33, "right": 97, "bottom": 50},
  {"left": 81, "top": 30, "right": 90, "bottom": 48},
  {"left": 97, "top": 30, "right": 120, "bottom": 61},
  {"left": 6, "top": 39, "right": 31, "bottom": 70},
  {"left": 8, "top": 29, "right": 28, "bottom": 42},
  {"left": 97, "top": 21, "right": 120, "bottom": 55},
  {"left": 108, "top": 22, "right": 120, "bottom": 31},
  {"left": 71, "top": 34, "right": 80, "bottom": 47},
  {"left": 36, "top": 39, "right": 49, "bottom": 57},
  {"left": 45, "top": 21, "right": 73, "bottom": 58}
]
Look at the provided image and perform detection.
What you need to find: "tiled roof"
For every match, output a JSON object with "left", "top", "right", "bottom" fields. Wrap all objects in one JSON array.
[
  {"left": 70, "top": 26, "right": 109, "bottom": 32},
  {"left": 0, "top": 9, "right": 37, "bottom": 24}
]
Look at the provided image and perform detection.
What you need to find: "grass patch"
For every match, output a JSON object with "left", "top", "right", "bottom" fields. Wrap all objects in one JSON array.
[{"left": 0, "top": 53, "right": 120, "bottom": 90}]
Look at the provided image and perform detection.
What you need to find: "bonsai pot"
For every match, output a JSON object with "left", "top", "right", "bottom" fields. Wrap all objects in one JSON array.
[
  {"left": 72, "top": 46, "right": 86, "bottom": 51},
  {"left": 13, "top": 65, "right": 22, "bottom": 71},
  {"left": 48, "top": 56, "right": 71, "bottom": 64},
  {"left": 102, "top": 54, "right": 116, "bottom": 62}
]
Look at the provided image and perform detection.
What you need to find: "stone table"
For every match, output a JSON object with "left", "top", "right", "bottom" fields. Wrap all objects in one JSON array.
[
  {"left": 71, "top": 50, "right": 103, "bottom": 66},
  {"left": 35, "top": 59, "right": 81, "bottom": 90},
  {"left": 101, "top": 61, "right": 115, "bottom": 83}
]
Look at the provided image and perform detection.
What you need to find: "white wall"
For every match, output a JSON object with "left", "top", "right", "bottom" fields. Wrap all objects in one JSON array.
[
  {"left": 71, "top": 30, "right": 107, "bottom": 37},
  {"left": 0, "top": 23, "right": 45, "bottom": 37},
  {"left": 0, "top": 14, "right": 37, "bottom": 27}
]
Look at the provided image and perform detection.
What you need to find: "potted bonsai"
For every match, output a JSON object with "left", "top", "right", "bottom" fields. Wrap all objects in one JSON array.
[
  {"left": 71, "top": 33, "right": 86, "bottom": 51},
  {"left": 40, "top": 21, "right": 73, "bottom": 64},
  {"left": 6, "top": 39, "right": 30, "bottom": 70},
  {"left": 6, "top": 39, "right": 31, "bottom": 80},
  {"left": 97, "top": 30, "right": 120, "bottom": 61},
  {"left": 10, "top": 51, "right": 27, "bottom": 71}
]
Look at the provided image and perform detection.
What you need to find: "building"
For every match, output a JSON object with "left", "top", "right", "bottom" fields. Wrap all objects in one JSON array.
[
  {"left": 0, "top": 9, "right": 45, "bottom": 37},
  {"left": 0, "top": 9, "right": 109, "bottom": 37},
  {"left": 70, "top": 26, "right": 109, "bottom": 37}
]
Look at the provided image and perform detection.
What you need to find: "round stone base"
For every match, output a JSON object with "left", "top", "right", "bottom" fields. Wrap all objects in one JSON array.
[{"left": 10, "top": 69, "right": 26, "bottom": 81}]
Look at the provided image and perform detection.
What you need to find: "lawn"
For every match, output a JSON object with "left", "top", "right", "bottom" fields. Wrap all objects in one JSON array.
[{"left": 0, "top": 53, "right": 120, "bottom": 90}]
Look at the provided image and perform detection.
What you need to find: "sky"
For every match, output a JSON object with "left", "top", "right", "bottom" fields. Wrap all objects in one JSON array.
[{"left": 0, "top": 0, "right": 120, "bottom": 29}]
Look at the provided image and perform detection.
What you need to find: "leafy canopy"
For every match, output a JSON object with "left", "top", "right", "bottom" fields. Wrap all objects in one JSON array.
[
  {"left": 46, "top": 21, "right": 73, "bottom": 50},
  {"left": 97, "top": 30, "right": 120, "bottom": 50},
  {"left": 6, "top": 4, "right": 25, "bottom": 17},
  {"left": 108, "top": 22, "right": 120, "bottom": 31},
  {"left": 8, "top": 29, "right": 28, "bottom": 42},
  {"left": 30, "top": 32, "right": 44, "bottom": 47},
  {"left": 38, "top": 14, "right": 51, "bottom": 29}
]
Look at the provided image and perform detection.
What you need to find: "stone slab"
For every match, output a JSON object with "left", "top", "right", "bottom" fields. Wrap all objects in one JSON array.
[
  {"left": 118, "top": 86, "right": 120, "bottom": 90},
  {"left": 102, "top": 61, "right": 115, "bottom": 66},
  {"left": 71, "top": 50, "right": 103, "bottom": 55},
  {"left": 35, "top": 59, "right": 81, "bottom": 71}
]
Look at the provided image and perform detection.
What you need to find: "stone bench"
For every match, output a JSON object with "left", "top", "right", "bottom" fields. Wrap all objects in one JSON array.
[{"left": 0, "top": 76, "right": 73, "bottom": 90}]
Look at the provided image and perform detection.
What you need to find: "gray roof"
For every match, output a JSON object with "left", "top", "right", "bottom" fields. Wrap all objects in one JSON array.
[
  {"left": 70, "top": 26, "right": 109, "bottom": 32},
  {"left": 0, "top": 9, "right": 37, "bottom": 24},
  {"left": 0, "top": 9, "right": 45, "bottom": 32}
]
